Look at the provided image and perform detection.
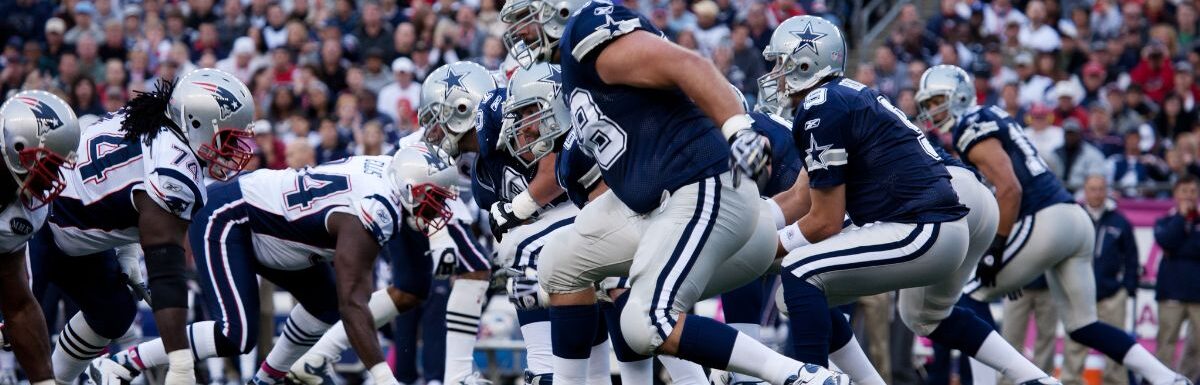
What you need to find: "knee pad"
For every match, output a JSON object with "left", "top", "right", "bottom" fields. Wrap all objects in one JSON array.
[{"left": 618, "top": 296, "right": 660, "bottom": 356}]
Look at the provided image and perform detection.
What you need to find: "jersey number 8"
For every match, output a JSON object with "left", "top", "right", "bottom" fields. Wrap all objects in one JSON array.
[{"left": 569, "top": 89, "right": 627, "bottom": 170}]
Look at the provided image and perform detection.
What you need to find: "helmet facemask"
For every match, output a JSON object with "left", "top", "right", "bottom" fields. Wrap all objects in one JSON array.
[
  {"left": 10, "top": 145, "right": 75, "bottom": 209},
  {"left": 755, "top": 74, "right": 789, "bottom": 117},
  {"left": 420, "top": 101, "right": 469, "bottom": 156},
  {"left": 198, "top": 127, "right": 254, "bottom": 181},
  {"left": 916, "top": 93, "right": 955, "bottom": 133},
  {"left": 404, "top": 182, "right": 457, "bottom": 235},
  {"left": 502, "top": 0, "right": 565, "bottom": 69},
  {"left": 502, "top": 98, "right": 565, "bottom": 167}
]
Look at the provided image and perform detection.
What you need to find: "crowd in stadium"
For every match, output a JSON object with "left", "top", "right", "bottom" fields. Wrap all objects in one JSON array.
[{"left": 2, "top": 0, "right": 1200, "bottom": 384}]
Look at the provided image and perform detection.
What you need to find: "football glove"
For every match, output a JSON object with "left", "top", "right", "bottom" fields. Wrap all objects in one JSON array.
[
  {"left": 489, "top": 201, "right": 522, "bottom": 242},
  {"left": 430, "top": 248, "right": 457, "bottom": 279},
  {"left": 116, "top": 244, "right": 151, "bottom": 305},
  {"left": 976, "top": 235, "right": 1007, "bottom": 287},
  {"left": 729, "top": 129, "right": 772, "bottom": 191},
  {"left": 507, "top": 275, "right": 549, "bottom": 310}
]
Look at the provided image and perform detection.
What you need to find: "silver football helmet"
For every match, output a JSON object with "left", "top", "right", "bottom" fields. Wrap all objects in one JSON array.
[
  {"left": 762, "top": 16, "right": 846, "bottom": 108},
  {"left": 419, "top": 62, "right": 498, "bottom": 157},
  {"left": 0, "top": 91, "right": 80, "bottom": 209},
  {"left": 755, "top": 74, "right": 787, "bottom": 116},
  {"left": 916, "top": 65, "right": 976, "bottom": 133},
  {"left": 500, "top": 0, "right": 590, "bottom": 68},
  {"left": 168, "top": 68, "right": 255, "bottom": 181},
  {"left": 501, "top": 63, "right": 570, "bottom": 167},
  {"left": 389, "top": 142, "right": 460, "bottom": 234}
]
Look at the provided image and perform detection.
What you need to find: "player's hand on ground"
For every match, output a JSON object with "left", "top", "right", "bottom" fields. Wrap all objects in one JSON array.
[
  {"left": 488, "top": 201, "right": 522, "bottom": 241},
  {"left": 976, "top": 235, "right": 1007, "bottom": 287},
  {"left": 729, "top": 129, "right": 772, "bottom": 190}
]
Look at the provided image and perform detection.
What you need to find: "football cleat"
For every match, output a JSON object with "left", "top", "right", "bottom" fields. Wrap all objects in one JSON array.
[
  {"left": 1017, "top": 377, "right": 1062, "bottom": 385},
  {"left": 458, "top": 371, "right": 494, "bottom": 385},
  {"left": 86, "top": 355, "right": 141, "bottom": 385},
  {"left": 286, "top": 354, "right": 340, "bottom": 385},
  {"left": 782, "top": 364, "right": 849, "bottom": 385},
  {"left": 1171, "top": 376, "right": 1194, "bottom": 385},
  {"left": 524, "top": 370, "right": 553, "bottom": 385}
]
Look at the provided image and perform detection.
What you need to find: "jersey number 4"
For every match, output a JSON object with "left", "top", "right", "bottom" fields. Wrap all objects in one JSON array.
[
  {"left": 284, "top": 173, "right": 351, "bottom": 211},
  {"left": 79, "top": 134, "right": 143, "bottom": 184}
]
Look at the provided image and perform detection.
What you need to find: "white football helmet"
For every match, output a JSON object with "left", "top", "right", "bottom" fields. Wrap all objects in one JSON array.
[
  {"left": 419, "top": 62, "right": 498, "bottom": 157},
  {"left": 389, "top": 143, "right": 460, "bottom": 234},
  {"left": 0, "top": 90, "right": 80, "bottom": 209},
  {"left": 501, "top": 63, "right": 570, "bottom": 167},
  {"left": 916, "top": 65, "right": 976, "bottom": 133},
  {"left": 168, "top": 68, "right": 255, "bottom": 180}
]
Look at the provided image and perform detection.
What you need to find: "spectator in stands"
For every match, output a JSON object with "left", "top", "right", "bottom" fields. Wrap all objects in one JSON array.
[
  {"left": 692, "top": 0, "right": 729, "bottom": 57},
  {"left": 315, "top": 118, "right": 350, "bottom": 165},
  {"left": 377, "top": 57, "right": 420, "bottom": 123},
  {"left": 1132, "top": 41, "right": 1176, "bottom": 105},
  {"left": 317, "top": 39, "right": 349, "bottom": 93},
  {"left": 1155, "top": 176, "right": 1200, "bottom": 374},
  {"left": 361, "top": 49, "right": 392, "bottom": 94},
  {"left": 1018, "top": 1, "right": 1060, "bottom": 52},
  {"left": 1090, "top": 105, "right": 1125, "bottom": 157},
  {"left": 217, "top": 37, "right": 267, "bottom": 84},
  {"left": 99, "top": 19, "right": 126, "bottom": 62},
  {"left": 874, "top": 46, "right": 908, "bottom": 101},
  {"left": 1016, "top": 52, "right": 1053, "bottom": 108},
  {"left": 982, "top": 0, "right": 1026, "bottom": 37},
  {"left": 970, "top": 61, "right": 998, "bottom": 106},
  {"left": 1106, "top": 87, "right": 1148, "bottom": 135},
  {"left": 1062, "top": 176, "right": 1139, "bottom": 385},
  {"left": 1049, "top": 118, "right": 1106, "bottom": 193},
  {"left": 1000, "top": 82, "right": 1028, "bottom": 123},
  {"left": 70, "top": 76, "right": 105, "bottom": 117},
  {"left": 66, "top": 2, "right": 103, "bottom": 45},
  {"left": 1155, "top": 93, "right": 1196, "bottom": 143},
  {"left": 252, "top": 119, "right": 287, "bottom": 170},
  {"left": 1051, "top": 81, "right": 1088, "bottom": 129},
  {"left": 1172, "top": 62, "right": 1200, "bottom": 114},
  {"left": 286, "top": 138, "right": 317, "bottom": 169},
  {"left": 731, "top": 25, "right": 766, "bottom": 98},
  {"left": 355, "top": 1, "right": 394, "bottom": 60},
  {"left": 1080, "top": 61, "right": 1107, "bottom": 108},
  {"left": 1027, "top": 104, "right": 1064, "bottom": 157},
  {"left": 1108, "top": 131, "right": 1170, "bottom": 197}
]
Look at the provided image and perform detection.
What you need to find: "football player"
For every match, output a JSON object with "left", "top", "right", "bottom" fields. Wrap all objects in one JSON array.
[
  {"left": 30, "top": 69, "right": 254, "bottom": 384},
  {"left": 554, "top": 1, "right": 848, "bottom": 383},
  {"left": 918, "top": 64, "right": 1191, "bottom": 385},
  {"left": 90, "top": 145, "right": 458, "bottom": 385},
  {"left": 0, "top": 90, "right": 80, "bottom": 385}
]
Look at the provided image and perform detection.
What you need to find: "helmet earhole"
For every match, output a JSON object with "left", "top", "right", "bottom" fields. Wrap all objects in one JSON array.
[
  {"left": 457, "top": 104, "right": 468, "bottom": 113},
  {"left": 13, "top": 143, "right": 23, "bottom": 151},
  {"left": 800, "top": 63, "right": 810, "bottom": 72},
  {"left": 192, "top": 120, "right": 201, "bottom": 129}
]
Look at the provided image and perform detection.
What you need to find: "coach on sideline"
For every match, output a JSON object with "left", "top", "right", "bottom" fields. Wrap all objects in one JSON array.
[{"left": 1154, "top": 175, "right": 1200, "bottom": 379}]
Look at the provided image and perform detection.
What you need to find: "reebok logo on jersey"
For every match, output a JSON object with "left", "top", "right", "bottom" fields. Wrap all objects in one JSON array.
[
  {"left": 804, "top": 118, "right": 821, "bottom": 131},
  {"left": 17, "top": 96, "right": 64, "bottom": 136},
  {"left": 9, "top": 218, "right": 32, "bottom": 235},
  {"left": 191, "top": 82, "right": 244, "bottom": 120}
]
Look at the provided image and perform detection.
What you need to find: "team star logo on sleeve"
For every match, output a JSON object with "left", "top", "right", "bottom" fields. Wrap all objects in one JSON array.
[
  {"left": 804, "top": 133, "right": 847, "bottom": 170},
  {"left": 596, "top": 15, "right": 625, "bottom": 36},
  {"left": 790, "top": 22, "right": 828, "bottom": 55}
]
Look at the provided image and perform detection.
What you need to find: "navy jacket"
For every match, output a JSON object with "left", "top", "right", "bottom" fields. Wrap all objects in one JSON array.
[
  {"left": 1154, "top": 210, "right": 1200, "bottom": 302},
  {"left": 1089, "top": 201, "right": 1139, "bottom": 300}
]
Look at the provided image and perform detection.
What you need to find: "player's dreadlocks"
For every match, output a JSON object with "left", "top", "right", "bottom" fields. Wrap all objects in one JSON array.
[{"left": 121, "top": 78, "right": 178, "bottom": 142}]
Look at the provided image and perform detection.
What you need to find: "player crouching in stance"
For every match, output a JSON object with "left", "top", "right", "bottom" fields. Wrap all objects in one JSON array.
[
  {"left": 29, "top": 69, "right": 254, "bottom": 384},
  {"left": 917, "top": 64, "right": 1191, "bottom": 385},
  {"left": 89, "top": 145, "right": 458, "bottom": 385},
  {"left": 0, "top": 91, "right": 80, "bottom": 385}
]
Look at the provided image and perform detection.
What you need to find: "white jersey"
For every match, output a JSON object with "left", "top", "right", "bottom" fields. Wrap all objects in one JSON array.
[
  {"left": 236, "top": 156, "right": 404, "bottom": 270},
  {"left": 0, "top": 201, "right": 45, "bottom": 254},
  {"left": 49, "top": 111, "right": 206, "bottom": 256}
]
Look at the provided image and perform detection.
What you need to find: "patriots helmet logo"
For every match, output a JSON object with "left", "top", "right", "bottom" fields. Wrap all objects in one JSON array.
[
  {"left": 192, "top": 81, "right": 244, "bottom": 120},
  {"left": 18, "top": 96, "right": 64, "bottom": 136},
  {"left": 414, "top": 144, "right": 450, "bottom": 172}
]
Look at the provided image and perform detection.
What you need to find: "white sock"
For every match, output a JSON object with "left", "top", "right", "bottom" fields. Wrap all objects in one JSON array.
[
  {"left": 969, "top": 357, "right": 998, "bottom": 385},
  {"left": 205, "top": 356, "right": 226, "bottom": 384},
  {"left": 617, "top": 358, "right": 652, "bottom": 384},
  {"left": 554, "top": 356, "right": 589, "bottom": 384},
  {"left": 307, "top": 290, "right": 400, "bottom": 360},
  {"left": 587, "top": 342, "right": 612, "bottom": 385},
  {"left": 445, "top": 279, "right": 486, "bottom": 383},
  {"left": 122, "top": 321, "right": 221, "bottom": 372},
  {"left": 725, "top": 332, "right": 804, "bottom": 385},
  {"left": 728, "top": 323, "right": 767, "bottom": 384},
  {"left": 259, "top": 305, "right": 332, "bottom": 378},
  {"left": 660, "top": 355, "right": 707, "bottom": 384},
  {"left": 972, "top": 332, "right": 1046, "bottom": 383},
  {"left": 1122, "top": 344, "right": 1180, "bottom": 385},
  {"left": 239, "top": 348, "right": 257, "bottom": 383},
  {"left": 520, "top": 321, "right": 554, "bottom": 375},
  {"left": 52, "top": 313, "right": 110, "bottom": 382},
  {"left": 828, "top": 335, "right": 886, "bottom": 385}
]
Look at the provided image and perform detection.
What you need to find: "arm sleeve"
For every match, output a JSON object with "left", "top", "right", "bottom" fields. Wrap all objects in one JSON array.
[
  {"left": 351, "top": 195, "right": 402, "bottom": 245},
  {"left": 953, "top": 111, "right": 1007, "bottom": 156}
]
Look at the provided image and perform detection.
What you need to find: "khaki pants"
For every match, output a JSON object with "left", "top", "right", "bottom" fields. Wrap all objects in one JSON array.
[
  {"left": 1156, "top": 300, "right": 1200, "bottom": 378},
  {"left": 1062, "top": 291, "right": 1130, "bottom": 385},
  {"left": 999, "top": 288, "right": 1057, "bottom": 385},
  {"left": 857, "top": 292, "right": 893, "bottom": 384}
]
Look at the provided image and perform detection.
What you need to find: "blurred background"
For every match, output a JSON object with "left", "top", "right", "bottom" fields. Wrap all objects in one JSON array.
[{"left": 1, "top": 0, "right": 1199, "bottom": 383}]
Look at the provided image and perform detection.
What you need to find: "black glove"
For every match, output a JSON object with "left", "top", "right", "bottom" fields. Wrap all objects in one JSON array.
[
  {"left": 489, "top": 201, "right": 522, "bottom": 242},
  {"left": 430, "top": 248, "right": 457, "bottom": 279},
  {"left": 976, "top": 235, "right": 1007, "bottom": 287}
]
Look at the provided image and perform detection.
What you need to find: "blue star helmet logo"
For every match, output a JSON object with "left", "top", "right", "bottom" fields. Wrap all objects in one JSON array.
[
  {"left": 537, "top": 65, "right": 563, "bottom": 97},
  {"left": 790, "top": 22, "right": 828, "bottom": 56},
  {"left": 441, "top": 67, "right": 469, "bottom": 99}
]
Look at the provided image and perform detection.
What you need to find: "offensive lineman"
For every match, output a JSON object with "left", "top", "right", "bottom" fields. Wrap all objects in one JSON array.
[
  {"left": 917, "top": 64, "right": 1191, "bottom": 385},
  {"left": 556, "top": 1, "right": 848, "bottom": 384},
  {"left": 31, "top": 69, "right": 255, "bottom": 384},
  {"left": 0, "top": 91, "right": 81, "bottom": 385}
]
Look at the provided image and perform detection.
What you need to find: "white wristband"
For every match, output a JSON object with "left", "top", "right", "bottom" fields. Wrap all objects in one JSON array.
[
  {"left": 30, "top": 380, "right": 54, "bottom": 385},
  {"left": 510, "top": 190, "right": 540, "bottom": 220},
  {"left": 369, "top": 362, "right": 398, "bottom": 385},
  {"left": 778, "top": 223, "right": 811, "bottom": 252},
  {"left": 721, "top": 113, "right": 754, "bottom": 139},
  {"left": 764, "top": 198, "right": 786, "bottom": 230}
]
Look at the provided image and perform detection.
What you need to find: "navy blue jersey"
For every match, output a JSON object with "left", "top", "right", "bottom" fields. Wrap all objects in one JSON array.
[
  {"left": 750, "top": 112, "right": 803, "bottom": 197},
  {"left": 792, "top": 77, "right": 967, "bottom": 226},
  {"left": 470, "top": 88, "right": 567, "bottom": 210},
  {"left": 556, "top": 132, "right": 602, "bottom": 208},
  {"left": 559, "top": 0, "right": 729, "bottom": 213},
  {"left": 951, "top": 105, "right": 1072, "bottom": 217}
]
